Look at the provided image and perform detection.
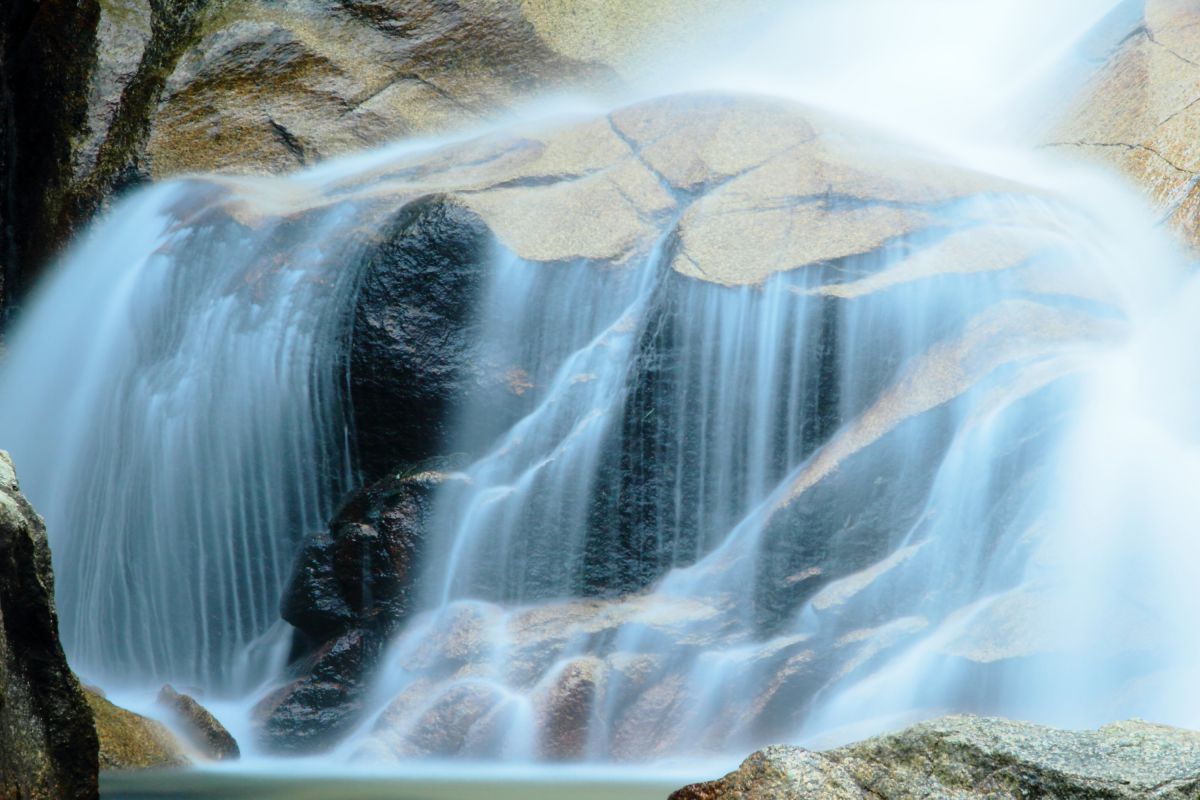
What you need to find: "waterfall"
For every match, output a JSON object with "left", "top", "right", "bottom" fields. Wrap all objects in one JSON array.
[
  {"left": 0, "top": 0, "right": 1194, "bottom": 769},
  {"left": 348, "top": 177, "right": 1158, "bottom": 760},
  {"left": 0, "top": 179, "right": 363, "bottom": 692}
]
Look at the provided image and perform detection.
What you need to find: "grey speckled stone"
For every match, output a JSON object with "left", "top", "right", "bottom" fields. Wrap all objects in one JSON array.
[{"left": 672, "top": 715, "right": 1200, "bottom": 799}]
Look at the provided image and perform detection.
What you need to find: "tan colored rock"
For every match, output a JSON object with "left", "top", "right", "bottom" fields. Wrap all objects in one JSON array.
[
  {"left": 145, "top": 0, "right": 609, "bottom": 176},
  {"left": 1048, "top": 0, "right": 1200, "bottom": 248},
  {"left": 610, "top": 673, "right": 690, "bottom": 760},
  {"left": 396, "top": 680, "right": 506, "bottom": 757},
  {"left": 673, "top": 745, "right": 864, "bottom": 800},
  {"left": 668, "top": 113, "right": 1023, "bottom": 285},
  {"left": 354, "top": 591, "right": 732, "bottom": 760},
  {"left": 143, "top": 0, "right": 785, "bottom": 180},
  {"left": 19, "top": 0, "right": 783, "bottom": 281},
  {"left": 205, "top": 93, "right": 1037, "bottom": 287}
]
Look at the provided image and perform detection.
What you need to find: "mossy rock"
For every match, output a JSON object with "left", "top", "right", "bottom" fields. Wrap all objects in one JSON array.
[{"left": 84, "top": 688, "right": 190, "bottom": 770}]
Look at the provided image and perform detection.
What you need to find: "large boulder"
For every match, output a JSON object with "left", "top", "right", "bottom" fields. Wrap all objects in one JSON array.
[
  {"left": 319, "top": 94, "right": 1025, "bottom": 283},
  {"left": 252, "top": 629, "right": 381, "bottom": 756},
  {"left": 0, "top": 451, "right": 98, "bottom": 799},
  {"left": 671, "top": 716, "right": 1200, "bottom": 799}
]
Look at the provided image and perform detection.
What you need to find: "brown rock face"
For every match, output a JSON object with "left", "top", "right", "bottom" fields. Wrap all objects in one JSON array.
[
  {"left": 0, "top": 451, "right": 98, "bottom": 799},
  {"left": 144, "top": 0, "right": 616, "bottom": 178},
  {"left": 402, "top": 681, "right": 507, "bottom": 757},
  {"left": 156, "top": 685, "right": 239, "bottom": 762}
]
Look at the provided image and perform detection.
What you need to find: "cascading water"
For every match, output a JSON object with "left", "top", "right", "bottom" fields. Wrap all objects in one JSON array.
[
  {"left": 346, "top": 178, "right": 1143, "bottom": 761},
  {"left": 0, "top": 0, "right": 1193, "bottom": 773},
  {"left": 0, "top": 179, "right": 364, "bottom": 692}
]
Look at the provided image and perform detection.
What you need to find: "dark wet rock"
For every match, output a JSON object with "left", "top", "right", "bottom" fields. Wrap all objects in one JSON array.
[
  {"left": 156, "top": 684, "right": 239, "bottom": 762},
  {"left": 0, "top": 451, "right": 98, "bottom": 799},
  {"left": 262, "top": 469, "right": 454, "bottom": 753},
  {"left": 349, "top": 198, "right": 495, "bottom": 479},
  {"left": 282, "top": 469, "right": 445, "bottom": 647},
  {"left": 1, "top": 0, "right": 100, "bottom": 301},
  {"left": 83, "top": 688, "right": 188, "bottom": 771},
  {"left": 253, "top": 629, "right": 381, "bottom": 756},
  {"left": 581, "top": 272, "right": 840, "bottom": 598},
  {"left": 671, "top": 715, "right": 1200, "bottom": 799}
]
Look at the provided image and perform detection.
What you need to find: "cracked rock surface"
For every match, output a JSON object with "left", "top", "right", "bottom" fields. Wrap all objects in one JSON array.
[
  {"left": 1048, "top": 0, "right": 1200, "bottom": 249},
  {"left": 208, "top": 93, "right": 1040, "bottom": 288}
]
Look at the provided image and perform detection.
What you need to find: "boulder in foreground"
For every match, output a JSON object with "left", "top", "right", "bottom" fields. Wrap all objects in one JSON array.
[{"left": 672, "top": 715, "right": 1200, "bottom": 799}]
